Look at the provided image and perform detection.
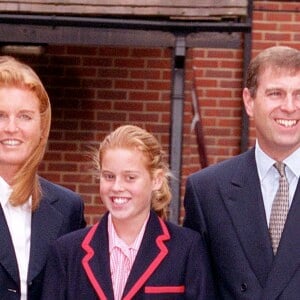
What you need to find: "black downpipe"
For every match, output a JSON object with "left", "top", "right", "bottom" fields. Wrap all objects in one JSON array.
[
  {"left": 241, "top": 0, "right": 253, "bottom": 153},
  {"left": 169, "top": 36, "right": 185, "bottom": 224}
]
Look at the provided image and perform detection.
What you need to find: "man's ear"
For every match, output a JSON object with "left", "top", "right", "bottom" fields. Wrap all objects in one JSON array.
[{"left": 243, "top": 87, "right": 254, "bottom": 118}]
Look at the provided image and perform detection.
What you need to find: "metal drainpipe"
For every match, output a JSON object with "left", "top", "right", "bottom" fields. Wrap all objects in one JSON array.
[
  {"left": 240, "top": 0, "right": 253, "bottom": 153},
  {"left": 169, "top": 35, "right": 186, "bottom": 224}
]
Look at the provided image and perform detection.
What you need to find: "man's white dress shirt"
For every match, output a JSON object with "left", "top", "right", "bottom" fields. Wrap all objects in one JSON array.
[{"left": 255, "top": 142, "right": 300, "bottom": 226}]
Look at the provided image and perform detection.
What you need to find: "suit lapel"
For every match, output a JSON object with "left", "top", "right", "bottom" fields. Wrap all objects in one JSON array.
[
  {"left": 27, "top": 195, "right": 64, "bottom": 282},
  {"left": 262, "top": 180, "right": 300, "bottom": 298},
  {"left": 222, "top": 148, "right": 273, "bottom": 287},
  {"left": 0, "top": 205, "right": 19, "bottom": 284},
  {"left": 122, "top": 212, "right": 170, "bottom": 299},
  {"left": 81, "top": 214, "right": 114, "bottom": 300}
]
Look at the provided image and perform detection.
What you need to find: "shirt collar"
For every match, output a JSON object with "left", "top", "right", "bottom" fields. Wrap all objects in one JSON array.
[
  {"left": 0, "top": 177, "right": 32, "bottom": 210},
  {"left": 0, "top": 176, "right": 12, "bottom": 207},
  {"left": 108, "top": 212, "right": 149, "bottom": 254},
  {"left": 255, "top": 140, "right": 300, "bottom": 180},
  {"left": 284, "top": 147, "right": 300, "bottom": 179},
  {"left": 255, "top": 141, "right": 275, "bottom": 181}
]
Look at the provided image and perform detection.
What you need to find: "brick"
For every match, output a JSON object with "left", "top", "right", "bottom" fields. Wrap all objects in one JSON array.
[{"left": 9, "top": 1, "right": 297, "bottom": 225}]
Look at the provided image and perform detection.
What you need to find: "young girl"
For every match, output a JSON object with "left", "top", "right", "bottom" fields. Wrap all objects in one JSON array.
[{"left": 42, "top": 125, "right": 215, "bottom": 299}]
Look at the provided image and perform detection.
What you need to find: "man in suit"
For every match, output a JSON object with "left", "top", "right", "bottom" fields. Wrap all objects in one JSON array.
[
  {"left": 0, "top": 55, "right": 86, "bottom": 299},
  {"left": 183, "top": 45, "right": 300, "bottom": 299}
]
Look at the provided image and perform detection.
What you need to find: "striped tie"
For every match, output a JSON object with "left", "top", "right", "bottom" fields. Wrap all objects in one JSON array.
[{"left": 269, "top": 162, "right": 289, "bottom": 255}]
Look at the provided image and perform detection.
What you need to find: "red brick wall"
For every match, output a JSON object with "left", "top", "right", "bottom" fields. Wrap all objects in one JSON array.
[
  {"left": 19, "top": 46, "right": 172, "bottom": 225},
  {"left": 179, "top": 48, "right": 244, "bottom": 223},
  {"left": 10, "top": 0, "right": 300, "bottom": 225}
]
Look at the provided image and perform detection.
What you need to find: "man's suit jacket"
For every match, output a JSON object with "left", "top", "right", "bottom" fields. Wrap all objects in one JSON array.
[
  {"left": 41, "top": 211, "right": 216, "bottom": 300},
  {"left": 0, "top": 177, "right": 86, "bottom": 300},
  {"left": 183, "top": 147, "right": 300, "bottom": 299}
]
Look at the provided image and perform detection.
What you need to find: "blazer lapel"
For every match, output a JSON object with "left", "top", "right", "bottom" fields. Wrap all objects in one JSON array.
[
  {"left": 27, "top": 196, "right": 64, "bottom": 283},
  {"left": 122, "top": 212, "right": 170, "bottom": 300},
  {"left": 81, "top": 214, "right": 114, "bottom": 300},
  {"left": 222, "top": 148, "right": 273, "bottom": 287},
  {"left": 0, "top": 205, "right": 19, "bottom": 284},
  {"left": 81, "top": 212, "right": 170, "bottom": 300},
  {"left": 262, "top": 180, "right": 300, "bottom": 298}
]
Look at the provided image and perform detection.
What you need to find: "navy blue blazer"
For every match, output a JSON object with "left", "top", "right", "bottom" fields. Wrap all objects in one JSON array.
[
  {"left": 41, "top": 211, "right": 216, "bottom": 299},
  {"left": 184, "top": 147, "right": 300, "bottom": 299},
  {"left": 0, "top": 177, "right": 86, "bottom": 300}
]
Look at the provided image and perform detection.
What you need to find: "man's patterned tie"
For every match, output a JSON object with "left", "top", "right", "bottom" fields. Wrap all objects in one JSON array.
[{"left": 269, "top": 162, "right": 289, "bottom": 255}]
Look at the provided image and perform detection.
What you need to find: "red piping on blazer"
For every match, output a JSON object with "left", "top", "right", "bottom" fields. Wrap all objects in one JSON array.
[
  {"left": 81, "top": 217, "right": 170, "bottom": 300},
  {"left": 81, "top": 223, "right": 108, "bottom": 300},
  {"left": 123, "top": 217, "right": 170, "bottom": 300},
  {"left": 145, "top": 285, "right": 185, "bottom": 293}
]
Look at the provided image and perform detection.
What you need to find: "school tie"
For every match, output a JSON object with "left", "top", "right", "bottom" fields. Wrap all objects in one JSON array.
[{"left": 269, "top": 162, "right": 289, "bottom": 255}]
